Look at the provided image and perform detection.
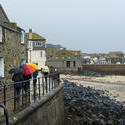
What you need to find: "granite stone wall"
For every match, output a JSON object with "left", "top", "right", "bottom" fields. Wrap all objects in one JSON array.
[
  {"left": 0, "top": 28, "right": 27, "bottom": 83},
  {"left": 82, "top": 64, "right": 125, "bottom": 75},
  {"left": 9, "top": 84, "right": 64, "bottom": 125}
]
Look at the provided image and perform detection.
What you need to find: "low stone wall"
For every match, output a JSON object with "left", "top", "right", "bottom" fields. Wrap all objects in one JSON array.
[
  {"left": 82, "top": 64, "right": 125, "bottom": 75},
  {"left": 9, "top": 84, "right": 64, "bottom": 125},
  {"left": 58, "top": 68, "right": 78, "bottom": 74}
]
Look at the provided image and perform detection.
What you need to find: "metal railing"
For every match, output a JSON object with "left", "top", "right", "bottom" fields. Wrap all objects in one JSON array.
[
  {"left": 0, "top": 104, "right": 9, "bottom": 125},
  {"left": 0, "top": 73, "right": 60, "bottom": 122}
]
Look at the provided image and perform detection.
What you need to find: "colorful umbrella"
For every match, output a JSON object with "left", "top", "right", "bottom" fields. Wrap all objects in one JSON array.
[
  {"left": 9, "top": 68, "right": 23, "bottom": 74},
  {"left": 22, "top": 63, "right": 38, "bottom": 76},
  {"left": 27, "top": 63, "right": 38, "bottom": 72}
]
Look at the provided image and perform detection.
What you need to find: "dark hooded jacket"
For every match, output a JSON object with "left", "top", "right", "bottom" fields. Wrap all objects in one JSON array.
[{"left": 12, "top": 73, "right": 24, "bottom": 88}]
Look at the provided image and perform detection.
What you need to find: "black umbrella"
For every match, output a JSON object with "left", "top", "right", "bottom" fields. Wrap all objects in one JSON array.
[{"left": 9, "top": 68, "right": 23, "bottom": 74}]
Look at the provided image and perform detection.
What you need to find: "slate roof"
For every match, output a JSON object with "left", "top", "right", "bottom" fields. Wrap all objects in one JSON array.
[
  {"left": 0, "top": 4, "right": 9, "bottom": 23},
  {"left": 25, "top": 32, "right": 45, "bottom": 40},
  {"left": 0, "top": 4, "right": 24, "bottom": 32}
]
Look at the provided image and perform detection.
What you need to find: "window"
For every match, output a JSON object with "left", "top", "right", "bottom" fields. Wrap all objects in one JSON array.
[
  {"left": 0, "top": 26, "right": 2, "bottom": 43},
  {"left": 66, "top": 61, "right": 70, "bottom": 68},
  {"left": 0, "top": 58, "right": 4, "bottom": 77},
  {"left": 35, "top": 42, "right": 37, "bottom": 46},
  {"left": 35, "top": 41, "right": 43, "bottom": 47},
  {"left": 21, "top": 30, "right": 24, "bottom": 44},
  {"left": 73, "top": 61, "right": 76, "bottom": 67}
]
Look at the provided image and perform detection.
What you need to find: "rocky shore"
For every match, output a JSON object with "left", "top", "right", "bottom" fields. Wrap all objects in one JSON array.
[{"left": 63, "top": 80, "right": 125, "bottom": 125}]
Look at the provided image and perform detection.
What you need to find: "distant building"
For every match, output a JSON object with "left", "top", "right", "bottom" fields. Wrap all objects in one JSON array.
[
  {"left": 0, "top": 4, "right": 26, "bottom": 83},
  {"left": 46, "top": 44, "right": 65, "bottom": 59},
  {"left": 98, "top": 57, "right": 107, "bottom": 64},
  {"left": 93, "top": 57, "right": 98, "bottom": 64},
  {"left": 47, "top": 49, "right": 82, "bottom": 72},
  {"left": 25, "top": 29, "right": 46, "bottom": 69},
  {"left": 82, "top": 56, "right": 91, "bottom": 64}
]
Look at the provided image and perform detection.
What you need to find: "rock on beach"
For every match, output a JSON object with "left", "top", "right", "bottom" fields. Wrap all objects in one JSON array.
[{"left": 63, "top": 80, "right": 125, "bottom": 125}]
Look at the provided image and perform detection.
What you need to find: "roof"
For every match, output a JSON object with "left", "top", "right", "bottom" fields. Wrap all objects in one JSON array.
[
  {"left": 25, "top": 33, "right": 46, "bottom": 40},
  {"left": 48, "top": 54, "right": 81, "bottom": 61},
  {"left": 0, "top": 4, "right": 9, "bottom": 23},
  {"left": 60, "top": 50, "right": 81, "bottom": 54},
  {"left": 0, "top": 4, "right": 24, "bottom": 33},
  {"left": 48, "top": 55, "right": 72, "bottom": 60}
]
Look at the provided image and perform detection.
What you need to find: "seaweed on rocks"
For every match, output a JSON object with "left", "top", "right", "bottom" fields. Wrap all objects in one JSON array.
[{"left": 63, "top": 80, "right": 125, "bottom": 125}]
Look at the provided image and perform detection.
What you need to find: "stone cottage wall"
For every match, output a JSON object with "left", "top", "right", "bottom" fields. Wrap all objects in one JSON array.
[
  {"left": 9, "top": 84, "right": 64, "bottom": 125},
  {"left": 0, "top": 28, "right": 27, "bottom": 83}
]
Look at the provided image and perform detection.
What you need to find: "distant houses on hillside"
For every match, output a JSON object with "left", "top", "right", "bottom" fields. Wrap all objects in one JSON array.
[{"left": 82, "top": 52, "right": 125, "bottom": 64}]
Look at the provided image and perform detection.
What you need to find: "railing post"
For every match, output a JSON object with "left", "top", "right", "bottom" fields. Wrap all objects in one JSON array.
[
  {"left": 38, "top": 78, "right": 41, "bottom": 99},
  {"left": 28, "top": 80, "right": 30, "bottom": 104},
  {"left": 13, "top": 84, "right": 16, "bottom": 112},
  {"left": 46, "top": 76, "right": 48, "bottom": 94},
  {"left": 52, "top": 74, "right": 53, "bottom": 90},
  {"left": 0, "top": 104, "right": 9, "bottom": 125},
  {"left": 22, "top": 82, "right": 24, "bottom": 106},
  {"left": 53, "top": 74, "right": 55, "bottom": 89},
  {"left": 3, "top": 85, "right": 6, "bottom": 107},
  {"left": 33, "top": 78, "right": 36, "bottom": 103},
  {"left": 42, "top": 77, "right": 44, "bottom": 96},
  {"left": 49, "top": 75, "right": 50, "bottom": 92},
  {"left": 58, "top": 73, "right": 60, "bottom": 86}
]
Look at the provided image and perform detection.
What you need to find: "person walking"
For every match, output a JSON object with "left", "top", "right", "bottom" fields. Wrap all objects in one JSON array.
[
  {"left": 33, "top": 70, "right": 38, "bottom": 98},
  {"left": 33, "top": 70, "right": 38, "bottom": 86},
  {"left": 23, "top": 74, "right": 32, "bottom": 95},
  {"left": 22, "top": 74, "right": 32, "bottom": 105},
  {"left": 12, "top": 72, "right": 24, "bottom": 102},
  {"left": 42, "top": 64, "right": 50, "bottom": 89}
]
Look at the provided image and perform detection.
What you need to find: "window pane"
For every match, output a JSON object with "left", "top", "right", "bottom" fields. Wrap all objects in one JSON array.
[
  {"left": 21, "top": 30, "right": 24, "bottom": 44},
  {"left": 0, "top": 26, "right": 2, "bottom": 42},
  {"left": 0, "top": 58, "right": 4, "bottom": 77}
]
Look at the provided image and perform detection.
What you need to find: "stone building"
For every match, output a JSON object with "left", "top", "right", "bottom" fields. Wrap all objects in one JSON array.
[
  {"left": 25, "top": 29, "right": 46, "bottom": 69},
  {"left": 0, "top": 4, "right": 26, "bottom": 83},
  {"left": 47, "top": 49, "right": 82, "bottom": 72}
]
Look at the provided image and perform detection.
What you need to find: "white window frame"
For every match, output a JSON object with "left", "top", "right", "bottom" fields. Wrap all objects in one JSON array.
[
  {"left": 21, "top": 30, "right": 24, "bottom": 44},
  {"left": 0, "top": 26, "right": 2, "bottom": 43},
  {"left": 0, "top": 58, "right": 4, "bottom": 77},
  {"left": 35, "top": 41, "right": 43, "bottom": 47}
]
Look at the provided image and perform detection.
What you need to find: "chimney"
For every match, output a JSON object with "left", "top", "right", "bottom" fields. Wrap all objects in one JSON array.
[
  {"left": 29, "top": 29, "right": 32, "bottom": 33},
  {"left": 29, "top": 28, "right": 32, "bottom": 39}
]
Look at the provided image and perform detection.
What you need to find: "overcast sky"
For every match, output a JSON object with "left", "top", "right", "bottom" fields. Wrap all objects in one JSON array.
[{"left": 1, "top": 0, "right": 125, "bottom": 53}]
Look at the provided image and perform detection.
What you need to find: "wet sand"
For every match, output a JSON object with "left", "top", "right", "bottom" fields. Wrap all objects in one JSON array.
[{"left": 61, "top": 74, "right": 125, "bottom": 102}]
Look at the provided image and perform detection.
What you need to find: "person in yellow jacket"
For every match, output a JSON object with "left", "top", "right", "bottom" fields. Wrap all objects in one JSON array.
[
  {"left": 42, "top": 64, "right": 50, "bottom": 75},
  {"left": 42, "top": 64, "right": 50, "bottom": 84}
]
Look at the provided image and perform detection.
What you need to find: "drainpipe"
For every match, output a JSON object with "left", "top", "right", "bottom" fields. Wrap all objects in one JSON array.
[{"left": 29, "top": 29, "right": 32, "bottom": 63}]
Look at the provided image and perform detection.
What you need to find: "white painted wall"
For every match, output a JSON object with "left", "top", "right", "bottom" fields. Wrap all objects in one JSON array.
[{"left": 27, "top": 40, "right": 46, "bottom": 69}]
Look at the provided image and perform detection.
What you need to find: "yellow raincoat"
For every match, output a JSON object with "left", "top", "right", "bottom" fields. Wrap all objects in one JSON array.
[{"left": 42, "top": 66, "right": 50, "bottom": 73}]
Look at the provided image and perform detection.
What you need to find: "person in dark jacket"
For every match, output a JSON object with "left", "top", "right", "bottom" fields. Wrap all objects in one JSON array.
[
  {"left": 33, "top": 70, "right": 38, "bottom": 97},
  {"left": 33, "top": 70, "right": 38, "bottom": 85},
  {"left": 12, "top": 73, "right": 24, "bottom": 102},
  {"left": 23, "top": 74, "right": 32, "bottom": 95}
]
